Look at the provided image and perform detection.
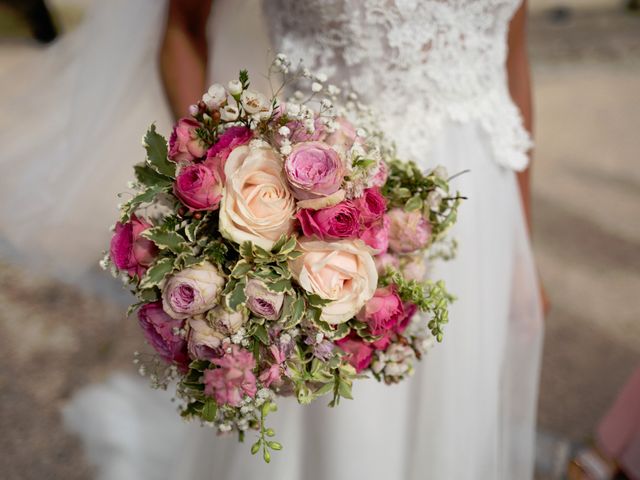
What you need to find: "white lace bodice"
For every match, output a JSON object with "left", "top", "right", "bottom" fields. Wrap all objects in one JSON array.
[{"left": 263, "top": 0, "right": 532, "bottom": 170}]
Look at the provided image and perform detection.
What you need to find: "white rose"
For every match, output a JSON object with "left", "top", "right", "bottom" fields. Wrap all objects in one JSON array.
[
  {"left": 219, "top": 145, "right": 296, "bottom": 250},
  {"left": 289, "top": 239, "right": 378, "bottom": 325},
  {"left": 227, "top": 80, "right": 243, "bottom": 96},
  {"left": 162, "top": 261, "right": 225, "bottom": 319},
  {"left": 240, "top": 89, "right": 271, "bottom": 115},
  {"left": 203, "top": 83, "right": 227, "bottom": 109}
]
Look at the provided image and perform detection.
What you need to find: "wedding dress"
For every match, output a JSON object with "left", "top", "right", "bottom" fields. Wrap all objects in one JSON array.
[{"left": 1, "top": 0, "right": 543, "bottom": 478}]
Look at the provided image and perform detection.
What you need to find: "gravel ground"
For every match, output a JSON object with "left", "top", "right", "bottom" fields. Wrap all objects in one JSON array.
[{"left": 0, "top": 2, "right": 639, "bottom": 479}]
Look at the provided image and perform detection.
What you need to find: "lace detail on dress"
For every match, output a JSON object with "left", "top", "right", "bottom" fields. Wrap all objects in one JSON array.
[{"left": 263, "top": 0, "right": 532, "bottom": 171}]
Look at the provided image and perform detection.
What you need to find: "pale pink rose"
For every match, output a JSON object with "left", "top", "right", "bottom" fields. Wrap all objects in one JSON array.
[
  {"left": 187, "top": 317, "right": 225, "bottom": 361},
  {"left": 204, "top": 345, "right": 257, "bottom": 407},
  {"left": 138, "top": 302, "right": 189, "bottom": 368},
  {"left": 358, "top": 215, "right": 390, "bottom": 253},
  {"left": 289, "top": 239, "right": 377, "bottom": 324},
  {"left": 401, "top": 255, "right": 428, "bottom": 281},
  {"left": 324, "top": 117, "right": 358, "bottom": 150},
  {"left": 357, "top": 286, "right": 405, "bottom": 336},
  {"left": 374, "top": 252, "right": 400, "bottom": 275},
  {"left": 354, "top": 188, "right": 387, "bottom": 225},
  {"left": 205, "top": 126, "right": 252, "bottom": 166},
  {"left": 335, "top": 334, "right": 374, "bottom": 373},
  {"left": 169, "top": 118, "right": 207, "bottom": 163},
  {"left": 174, "top": 164, "right": 223, "bottom": 212},
  {"left": 369, "top": 161, "right": 389, "bottom": 188},
  {"left": 244, "top": 279, "right": 285, "bottom": 320},
  {"left": 387, "top": 208, "right": 432, "bottom": 254},
  {"left": 219, "top": 145, "right": 296, "bottom": 250},
  {"left": 162, "top": 262, "right": 225, "bottom": 319},
  {"left": 296, "top": 201, "right": 360, "bottom": 240},
  {"left": 285, "top": 142, "right": 345, "bottom": 200},
  {"left": 110, "top": 214, "right": 158, "bottom": 278}
]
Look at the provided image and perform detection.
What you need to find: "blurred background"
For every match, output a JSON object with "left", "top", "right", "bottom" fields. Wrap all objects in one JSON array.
[{"left": 0, "top": 0, "right": 638, "bottom": 478}]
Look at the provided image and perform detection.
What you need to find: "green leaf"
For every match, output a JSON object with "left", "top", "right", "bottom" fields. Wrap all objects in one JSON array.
[
  {"left": 144, "top": 124, "right": 175, "bottom": 178},
  {"left": 134, "top": 163, "right": 172, "bottom": 188},
  {"left": 226, "top": 280, "right": 247, "bottom": 311},
  {"left": 253, "top": 325, "right": 269, "bottom": 345},
  {"left": 266, "top": 278, "right": 292, "bottom": 293},
  {"left": 121, "top": 185, "right": 166, "bottom": 220},
  {"left": 404, "top": 194, "right": 423, "bottom": 212},
  {"left": 185, "top": 220, "right": 200, "bottom": 243},
  {"left": 201, "top": 399, "right": 217, "bottom": 422},
  {"left": 313, "top": 382, "right": 335, "bottom": 398},
  {"left": 231, "top": 261, "right": 252, "bottom": 279},
  {"left": 290, "top": 297, "right": 305, "bottom": 324},
  {"left": 142, "top": 228, "right": 188, "bottom": 254},
  {"left": 139, "top": 257, "right": 174, "bottom": 289}
]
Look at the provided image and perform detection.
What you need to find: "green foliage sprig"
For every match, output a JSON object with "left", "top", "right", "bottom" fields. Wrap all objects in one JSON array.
[{"left": 379, "top": 268, "right": 455, "bottom": 342}]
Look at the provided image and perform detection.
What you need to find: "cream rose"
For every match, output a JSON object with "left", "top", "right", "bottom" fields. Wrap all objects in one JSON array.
[
  {"left": 219, "top": 145, "right": 296, "bottom": 250},
  {"left": 289, "top": 239, "right": 378, "bottom": 325}
]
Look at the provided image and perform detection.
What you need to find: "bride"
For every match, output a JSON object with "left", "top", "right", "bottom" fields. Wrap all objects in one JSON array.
[{"left": 0, "top": 0, "right": 544, "bottom": 478}]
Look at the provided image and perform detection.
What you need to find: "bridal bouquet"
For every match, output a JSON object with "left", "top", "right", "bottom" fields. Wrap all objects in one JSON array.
[{"left": 103, "top": 55, "right": 462, "bottom": 462}]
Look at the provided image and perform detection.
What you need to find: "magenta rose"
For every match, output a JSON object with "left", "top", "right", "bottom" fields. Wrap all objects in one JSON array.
[
  {"left": 354, "top": 188, "right": 387, "bottom": 225},
  {"left": 397, "top": 302, "right": 418, "bottom": 334},
  {"left": 110, "top": 214, "right": 158, "bottom": 278},
  {"left": 359, "top": 215, "right": 390, "bottom": 253},
  {"left": 138, "top": 302, "right": 189, "bottom": 368},
  {"left": 335, "top": 334, "right": 374, "bottom": 373},
  {"left": 387, "top": 208, "right": 432, "bottom": 253},
  {"left": 204, "top": 345, "right": 257, "bottom": 407},
  {"left": 174, "top": 163, "right": 223, "bottom": 212},
  {"left": 357, "top": 286, "right": 405, "bottom": 336},
  {"left": 296, "top": 201, "right": 360, "bottom": 240},
  {"left": 169, "top": 117, "right": 207, "bottom": 163},
  {"left": 285, "top": 141, "right": 345, "bottom": 200},
  {"left": 206, "top": 126, "right": 252, "bottom": 164}
]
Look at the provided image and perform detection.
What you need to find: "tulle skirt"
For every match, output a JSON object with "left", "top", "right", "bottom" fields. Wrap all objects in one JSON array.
[
  {"left": 64, "top": 120, "right": 543, "bottom": 480},
  {"left": 0, "top": 1, "right": 543, "bottom": 478}
]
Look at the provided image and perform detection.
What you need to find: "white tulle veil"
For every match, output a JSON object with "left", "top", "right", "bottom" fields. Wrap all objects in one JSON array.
[{"left": 0, "top": 0, "right": 271, "bottom": 297}]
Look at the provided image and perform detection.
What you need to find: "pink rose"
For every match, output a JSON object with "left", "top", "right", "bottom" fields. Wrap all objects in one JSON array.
[
  {"left": 138, "top": 302, "right": 189, "bottom": 368},
  {"left": 296, "top": 201, "right": 360, "bottom": 240},
  {"left": 206, "top": 126, "right": 252, "bottom": 164},
  {"left": 357, "top": 286, "right": 405, "bottom": 336},
  {"left": 174, "top": 163, "right": 223, "bottom": 212},
  {"left": 387, "top": 208, "right": 432, "bottom": 253},
  {"left": 162, "top": 262, "right": 225, "bottom": 319},
  {"left": 169, "top": 118, "right": 207, "bottom": 163},
  {"left": 324, "top": 117, "right": 358, "bottom": 150},
  {"left": 204, "top": 345, "right": 257, "bottom": 407},
  {"left": 370, "top": 161, "right": 389, "bottom": 188},
  {"left": 287, "top": 117, "right": 326, "bottom": 144},
  {"left": 354, "top": 188, "right": 387, "bottom": 225},
  {"left": 335, "top": 334, "right": 374, "bottom": 373},
  {"left": 285, "top": 141, "right": 345, "bottom": 200},
  {"left": 110, "top": 214, "right": 158, "bottom": 278},
  {"left": 359, "top": 215, "right": 390, "bottom": 253}
]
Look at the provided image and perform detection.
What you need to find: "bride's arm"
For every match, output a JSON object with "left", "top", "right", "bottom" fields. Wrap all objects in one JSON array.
[
  {"left": 507, "top": 0, "right": 534, "bottom": 232},
  {"left": 508, "top": 1, "right": 550, "bottom": 314},
  {"left": 160, "top": 0, "right": 213, "bottom": 119}
]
